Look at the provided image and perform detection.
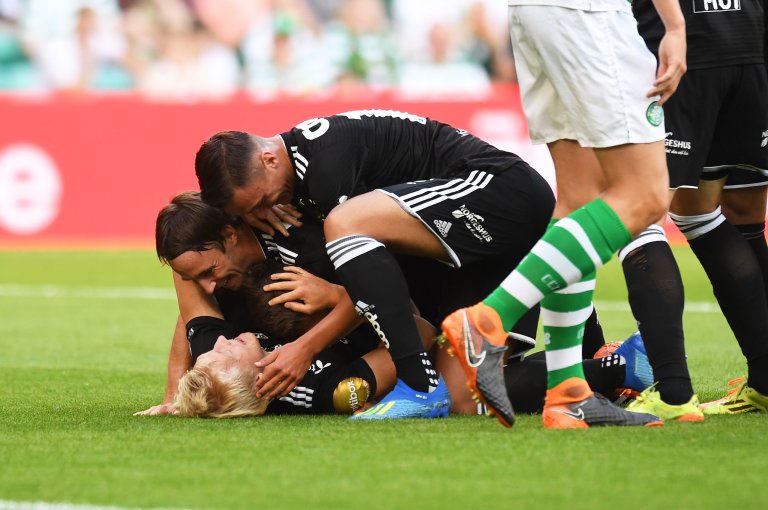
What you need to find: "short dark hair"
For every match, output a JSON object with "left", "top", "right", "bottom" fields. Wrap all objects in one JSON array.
[
  {"left": 195, "top": 131, "right": 255, "bottom": 208},
  {"left": 155, "top": 191, "right": 240, "bottom": 264},
  {"left": 236, "top": 268, "right": 321, "bottom": 341}
]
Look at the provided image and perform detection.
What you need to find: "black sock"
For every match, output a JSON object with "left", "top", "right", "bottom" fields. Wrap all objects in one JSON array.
[
  {"left": 504, "top": 353, "right": 623, "bottom": 413},
  {"left": 582, "top": 307, "right": 605, "bottom": 359},
  {"left": 327, "top": 235, "right": 437, "bottom": 392},
  {"left": 590, "top": 352, "right": 699, "bottom": 405},
  {"left": 735, "top": 222, "right": 768, "bottom": 301},
  {"left": 618, "top": 227, "right": 693, "bottom": 404},
  {"left": 672, "top": 211, "right": 768, "bottom": 394},
  {"left": 586, "top": 356, "right": 627, "bottom": 397},
  {"left": 503, "top": 357, "right": 547, "bottom": 413}
]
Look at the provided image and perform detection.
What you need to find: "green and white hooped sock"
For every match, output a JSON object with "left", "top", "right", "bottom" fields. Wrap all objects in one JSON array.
[
  {"left": 483, "top": 199, "right": 631, "bottom": 386},
  {"left": 530, "top": 219, "right": 598, "bottom": 388},
  {"left": 541, "top": 272, "right": 596, "bottom": 388}
]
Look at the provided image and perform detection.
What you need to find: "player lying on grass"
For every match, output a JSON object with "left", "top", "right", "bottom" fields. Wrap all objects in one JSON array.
[
  {"left": 141, "top": 189, "right": 527, "bottom": 415},
  {"left": 172, "top": 269, "right": 448, "bottom": 418},
  {"left": 139, "top": 193, "right": 654, "bottom": 417},
  {"left": 137, "top": 191, "right": 388, "bottom": 415},
  {"left": 174, "top": 267, "right": 422, "bottom": 417},
  {"left": 192, "top": 109, "right": 557, "bottom": 424},
  {"left": 169, "top": 267, "right": 654, "bottom": 418}
]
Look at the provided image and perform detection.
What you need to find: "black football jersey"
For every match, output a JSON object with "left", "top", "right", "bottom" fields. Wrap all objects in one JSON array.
[
  {"left": 279, "top": 109, "right": 521, "bottom": 219},
  {"left": 633, "top": 0, "right": 764, "bottom": 70},
  {"left": 206, "top": 218, "right": 380, "bottom": 415},
  {"left": 253, "top": 215, "right": 337, "bottom": 283},
  {"left": 264, "top": 326, "right": 380, "bottom": 415}
]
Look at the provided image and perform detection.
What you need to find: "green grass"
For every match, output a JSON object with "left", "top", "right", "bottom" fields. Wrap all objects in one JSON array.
[{"left": 0, "top": 248, "right": 764, "bottom": 510}]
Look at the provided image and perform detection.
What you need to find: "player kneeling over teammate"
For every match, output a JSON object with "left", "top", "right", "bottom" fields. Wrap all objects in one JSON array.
[
  {"left": 173, "top": 269, "right": 448, "bottom": 418},
  {"left": 172, "top": 268, "right": 653, "bottom": 419},
  {"left": 144, "top": 193, "right": 652, "bottom": 418},
  {"left": 140, "top": 191, "right": 451, "bottom": 418},
  {"left": 193, "top": 110, "right": 558, "bottom": 423}
]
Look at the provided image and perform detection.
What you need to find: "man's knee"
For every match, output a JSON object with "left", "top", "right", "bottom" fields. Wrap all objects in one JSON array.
[
  {"left": 324, "top": 205, "right": 363, "bottom": 241},
  {"left": 324, "top": 193, "right": 405, "bottom": 241},
  {"left": 615, "top": 180, "right": 668, "bottom": 229},
  {"left": 324, "top": 193, "right": 448, "bottom": 258},
  {"left": 644, "top": 187, "right": 669, "bottom": 223},
  {"left": 721, "top": 187, "right": 768, "bottom": 224}
]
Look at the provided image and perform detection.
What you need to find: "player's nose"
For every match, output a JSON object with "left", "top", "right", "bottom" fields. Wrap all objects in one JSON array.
[{"left": 213, "top": 335, "right": 228, "bottom": 350}]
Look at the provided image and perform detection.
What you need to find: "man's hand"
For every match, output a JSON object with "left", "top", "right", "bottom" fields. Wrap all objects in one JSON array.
[
  {"left": 254, "top": 341, "right": 313, "bottom": 399},
  {"left": 647, "top": 0, "right": 686, "bottom": 105},
  {"left": 647, "top": 28, "right": 686, "bottom": 105},
  {"left": 249, "top": 204, "right": 303, "bottom": 236},
  {"left": 263, "top": 266, "right": 344, "bottom": 314},
  {"left": 133, "top": 403, "right": 178, "bottom": 416}
]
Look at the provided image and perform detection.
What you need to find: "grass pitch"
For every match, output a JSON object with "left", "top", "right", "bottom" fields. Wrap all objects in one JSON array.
[{"left": 0, "top": 248, "right": 765, "bottom": 510}]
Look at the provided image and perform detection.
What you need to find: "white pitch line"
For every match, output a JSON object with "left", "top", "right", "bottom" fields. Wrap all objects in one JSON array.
[
  {"left": 593, "top": 300, "right": 721, "bottom": 314},
  {"left": 0, "top": 501, "right": 192, "bottom": 510},
  {"left": 0, "top": 284, "right": 175, "bottom": 300},
  {"left": 0, "top": 284, "right": 722, "bottom": 312}
]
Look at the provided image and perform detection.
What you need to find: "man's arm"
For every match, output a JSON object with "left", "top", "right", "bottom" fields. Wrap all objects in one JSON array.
[
  {"left": 647, "top": 0, "right": 686, "bottom": 104},
  {"left": 163, "top": 315, "right": 192, "bottom": 404},
  {"left": 135, "top": 273, "right": 223, "bottom": 416},
  {"left": 255, "top": 292, "right": 365, "bottom": 398}
]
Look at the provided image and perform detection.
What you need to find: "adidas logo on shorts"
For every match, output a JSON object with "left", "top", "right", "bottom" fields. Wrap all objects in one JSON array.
[{"left": 434, "top": 219, "right": 452, "bottom": 237}]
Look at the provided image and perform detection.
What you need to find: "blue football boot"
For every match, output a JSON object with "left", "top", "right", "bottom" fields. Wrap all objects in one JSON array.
[
  {"left": 349, "top": 375, "right": 451, "bottom": 420},
  {"left": 614, "top": 331, "right": 655, "bottom": 392}
]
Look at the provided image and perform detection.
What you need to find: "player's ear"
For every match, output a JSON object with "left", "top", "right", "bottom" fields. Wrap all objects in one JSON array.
[
  {"left": 221, "top": 225, "right": 238, "bottom": 246},
  {"left": 261, "top": 150, "right": 278, "bottom": 170}
]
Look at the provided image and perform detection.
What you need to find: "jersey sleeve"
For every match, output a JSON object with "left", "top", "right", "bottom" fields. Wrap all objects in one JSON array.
[
  {"left": 186, "top": 316, "right": 236, "bottom": 361},
  {"left": 266, "top": 216, "right": 339, "bottom": 282}
]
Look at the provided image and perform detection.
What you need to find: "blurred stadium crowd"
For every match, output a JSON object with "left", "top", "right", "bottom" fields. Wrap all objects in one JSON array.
[{"left": 0, "top": 0, "right": 517, "bottom": 100}]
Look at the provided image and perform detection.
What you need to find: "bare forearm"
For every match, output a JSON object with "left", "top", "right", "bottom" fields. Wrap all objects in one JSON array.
[
  {"left": 162, "top": 315, "right": 192, "bottom": 404},
  {"left": 254, "top": 293, "right": 366, "bottom": 397},
  {"left": 651, "top": 0, "right": 685, "bottom": 32}
]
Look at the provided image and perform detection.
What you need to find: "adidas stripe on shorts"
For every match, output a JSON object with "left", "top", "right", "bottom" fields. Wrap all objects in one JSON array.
[{"left": 376, "top": 155, "right": 554, "bottom": 268}]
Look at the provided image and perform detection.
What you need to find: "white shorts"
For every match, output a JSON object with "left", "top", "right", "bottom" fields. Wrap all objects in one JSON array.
[{"left": 508, "top": 5, "right": 665, "bottom": 148}]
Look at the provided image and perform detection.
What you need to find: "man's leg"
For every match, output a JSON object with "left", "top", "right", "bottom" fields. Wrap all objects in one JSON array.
[
  {"left": 721, "top": 184, "right": 768, "bottom": 299},
  {"left": 324, "top": 192, "right": 451, "bottom": 419},
  {"left": 442, "top": 332, "right": 652, "bottom": 415},
  {"left": 488, "top": 142, "right": 612, "bottom": 388},
  {"left": 442, "top": 140, "right": 668, "bottom": 428},
  {"left": 570, "top": 143, "right": 698, "bottom": 418},
  {"left": 619, "top": 218, "right": 704, "bottom": 421},
  {"left": 670, "top": 180, "right": 768, "bottom": 398},
  {"left": 502, "top": 350, "right": 639, "bottom": 414},
  {"left": 619, "top": 219, "right": 695, "bottom": 406}
]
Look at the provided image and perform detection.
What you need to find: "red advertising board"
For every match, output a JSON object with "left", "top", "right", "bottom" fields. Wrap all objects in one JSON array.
[
  {"left": 0, "top": 88, "right": 557, "bottom": 247},
  {"left": 3, "top": 89, "right": 702, "bottom": 248}
]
